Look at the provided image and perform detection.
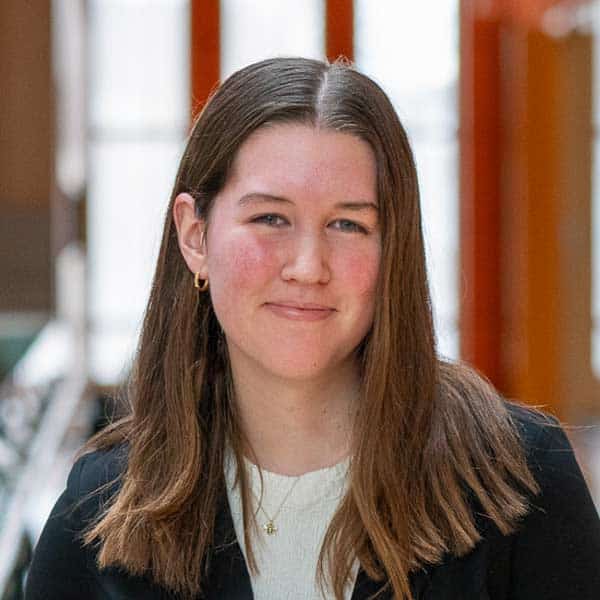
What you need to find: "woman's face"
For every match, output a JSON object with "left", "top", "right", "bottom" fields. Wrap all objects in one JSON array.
[{"left": 187, "top": 123, "right": 381, "bottom": 383}]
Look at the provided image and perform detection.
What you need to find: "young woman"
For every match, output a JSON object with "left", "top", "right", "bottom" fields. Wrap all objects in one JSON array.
[{"left": 26, "top": 57, "right": 600, "bottom": 600}]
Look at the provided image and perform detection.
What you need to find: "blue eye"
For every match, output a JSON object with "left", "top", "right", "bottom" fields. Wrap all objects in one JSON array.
[
  {"left": 252, "top": 214, "right": 288, "bottom": 227},
  {"left": 331, "top": 219, "right": 368, "bottom": 234}
]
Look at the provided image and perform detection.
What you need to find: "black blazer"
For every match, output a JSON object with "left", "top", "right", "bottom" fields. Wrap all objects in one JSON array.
[{"left": 25, "top": 404, "right": 600, "bottom": 599}]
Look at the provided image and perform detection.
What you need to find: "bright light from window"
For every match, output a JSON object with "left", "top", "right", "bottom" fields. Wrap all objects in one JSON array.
[
  {"left": 87, "top": 0, "right": 190, "bottom": 384},
  {"left": 355, "top": 0, "right": 460, "bottom": 359},
  {"left": 220, "top": 0, "right": 324, "bottom": 78}
]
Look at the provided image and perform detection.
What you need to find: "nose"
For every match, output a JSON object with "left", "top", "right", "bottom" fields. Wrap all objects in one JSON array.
[{"left": 280, "top": 232, "right": 331, "bottom": 285}]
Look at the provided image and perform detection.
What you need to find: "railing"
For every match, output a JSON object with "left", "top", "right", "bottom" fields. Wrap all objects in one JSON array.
[{"left": 0, "top": 244, "right": 90, "bottom": 599}]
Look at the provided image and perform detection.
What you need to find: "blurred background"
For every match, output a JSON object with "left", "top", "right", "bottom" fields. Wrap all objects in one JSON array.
[{"left": 1, "top": 0, "right": 599, "bottom": 596}]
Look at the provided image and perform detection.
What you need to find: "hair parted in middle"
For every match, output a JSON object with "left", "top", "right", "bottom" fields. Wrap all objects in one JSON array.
[{"left": 82, "top": 57, "right": 539, "bottom": 600}]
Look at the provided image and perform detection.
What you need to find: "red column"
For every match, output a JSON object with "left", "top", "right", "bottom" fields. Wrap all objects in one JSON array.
[
  {"left": 190, "top": 0, "right": 220, "bottom": 119},
  {"left": 459, "top": 0, "right": 596, "bottom": 418},
  {"left": 459, "top": 1, "right": 504, "bottom": 388},
  {"left": 326, "top": 0, "right": 353, "bottom": 62}
]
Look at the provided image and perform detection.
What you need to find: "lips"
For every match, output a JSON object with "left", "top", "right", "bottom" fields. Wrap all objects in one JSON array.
[{"left": 264, "top": 301, "right": 335, "bottom": 321}]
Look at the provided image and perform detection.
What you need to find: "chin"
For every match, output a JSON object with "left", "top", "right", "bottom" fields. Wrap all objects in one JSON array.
[{"left": 259, "top": 353, "right": 354, "bottom": 383}]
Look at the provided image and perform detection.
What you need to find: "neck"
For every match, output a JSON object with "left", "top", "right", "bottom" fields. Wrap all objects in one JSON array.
[{"left": 229, "top": 359, "right": 360, "bottom": 476}]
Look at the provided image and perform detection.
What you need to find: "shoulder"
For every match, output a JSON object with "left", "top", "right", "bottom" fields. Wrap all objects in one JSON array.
[
  {"left": 502, "top": 402, "right": 600, "bottom": 597},
  {"left": 432, "top": 403, "right": 600, "bottom": 598},
  {"left": 66, "top": 444, "right": 129, "bottom": 521},
  {"left": 502, "top": 401, "right": 594, "bottom": 507},
  {"left": 505, "top": 401, "right": 560, "bottom": 447},
  {"left": 25, "top": 444, "right": 129, "bottom": 598},
  {"left": 504, "top": 399, "right": 557, "bottom": 431},
  {"left": 504, "top": 401, "right": 581, "bottom": 475}
]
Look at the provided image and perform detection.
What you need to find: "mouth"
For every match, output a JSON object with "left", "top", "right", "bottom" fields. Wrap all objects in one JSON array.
[{"left": 263, "top": 302, "right": 336, "bottom": 321}]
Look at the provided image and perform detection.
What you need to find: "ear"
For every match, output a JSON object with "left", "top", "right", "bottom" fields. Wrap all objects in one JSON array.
[{"left": 173, "top": 192, "right": 208, "bottom": 278}]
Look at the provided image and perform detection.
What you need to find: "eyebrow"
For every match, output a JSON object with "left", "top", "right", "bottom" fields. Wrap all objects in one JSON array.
[{"left": 238, "top": 192, "right": 379, "bottom": 212}]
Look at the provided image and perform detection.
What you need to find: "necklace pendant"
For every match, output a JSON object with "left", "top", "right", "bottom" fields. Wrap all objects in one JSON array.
[{"left": 263, "top": 521, "right": 277, "bottom": 535}]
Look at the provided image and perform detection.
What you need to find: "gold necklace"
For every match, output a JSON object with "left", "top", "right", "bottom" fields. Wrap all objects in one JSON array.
[{"left": 253, "top": 475, "right": 301, "bottom": 535}]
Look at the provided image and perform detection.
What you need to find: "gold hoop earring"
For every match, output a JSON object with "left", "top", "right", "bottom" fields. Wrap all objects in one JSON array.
[{"left": 194, "top": 272, "right": 209, "bottom": 292}]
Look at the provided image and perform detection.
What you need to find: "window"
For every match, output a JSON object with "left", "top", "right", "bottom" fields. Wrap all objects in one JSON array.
[
  {"left": 355, "top": 0, "right": 460, "bottom": 359},
  {"left": 87, "top": 0, "right": 190, "bottom": 384}
]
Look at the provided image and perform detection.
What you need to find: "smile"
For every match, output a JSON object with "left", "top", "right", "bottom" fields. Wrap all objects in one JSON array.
[{"left": 263, "top": 302, "right": 335, "bottom": 322}]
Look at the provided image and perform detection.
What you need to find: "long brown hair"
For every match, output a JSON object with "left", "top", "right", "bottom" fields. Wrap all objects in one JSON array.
[{"left": 83, "top": 57, "right": 539, "bottom": 600}]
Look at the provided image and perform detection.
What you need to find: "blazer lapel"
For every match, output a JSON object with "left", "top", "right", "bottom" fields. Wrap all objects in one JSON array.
[
  {"left": 204, "top": 493, "right": 254, "bottom": 600},
  {"left": 350, "top": 567, "right": 391, "bottom": 599},
  {"left": 350, "top": 565, "right": 430, "bottom": 600}
]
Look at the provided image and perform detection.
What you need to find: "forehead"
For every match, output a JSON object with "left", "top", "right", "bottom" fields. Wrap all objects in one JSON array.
[{"left": 224, "top": 123, "right": 378, "bottom": 202}]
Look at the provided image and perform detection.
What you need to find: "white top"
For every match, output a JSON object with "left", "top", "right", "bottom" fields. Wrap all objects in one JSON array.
[{"left": 224, "top": 451, "right": 359, "bottom": 600}]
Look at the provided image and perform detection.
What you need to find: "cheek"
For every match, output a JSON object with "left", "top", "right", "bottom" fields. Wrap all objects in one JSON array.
[
  {"left": 208, "top": 233, "right": 279, "bottom": 296},
  {"left": 336, "top": 245, "right": 381, "bottom": 301}
]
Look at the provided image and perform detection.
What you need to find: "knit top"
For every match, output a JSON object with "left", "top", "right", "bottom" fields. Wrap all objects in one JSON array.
[{"left": 224, "top": 450, "right": 359, "bottom": 599}]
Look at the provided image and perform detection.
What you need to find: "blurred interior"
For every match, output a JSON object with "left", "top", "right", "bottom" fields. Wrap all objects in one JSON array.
[{"left": 1, "top": 0, "right": 599, "bottom": 597}]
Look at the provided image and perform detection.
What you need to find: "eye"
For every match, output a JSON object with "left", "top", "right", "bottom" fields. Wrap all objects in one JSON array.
[
  {"left": 251, "top": 214, "right": 288, "bottom": 227},
  {"left": 330, "top": 219, "right": 369, "bottom": 234}
]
